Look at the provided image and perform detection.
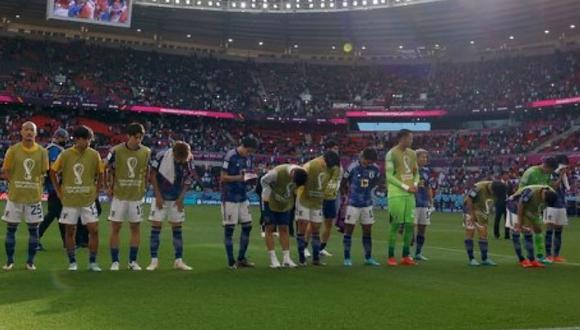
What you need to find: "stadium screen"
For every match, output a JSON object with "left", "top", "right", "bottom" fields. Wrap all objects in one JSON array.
[
  {"left": 46, "top": 0, "right": 132, "bottom": 28},
  {"left": 357, "top": 122, "right": 431, "bottom": 132}
]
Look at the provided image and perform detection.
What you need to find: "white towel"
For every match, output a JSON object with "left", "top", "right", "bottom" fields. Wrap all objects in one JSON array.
[{"left": 159, "top": 149, "right": 176, "bottom": 184}]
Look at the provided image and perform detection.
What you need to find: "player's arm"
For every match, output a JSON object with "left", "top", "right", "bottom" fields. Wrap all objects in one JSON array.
[
  {"left": 149, "top": 167, "right": 164, "bottom": 209},
  {"left": 220, "top": 153, "right": 243, "bottom": 183},
  {"left": 95, "top": 155, "right": 104, "bottom": 199},
  {"left": 50, "top": 154, "right": 63, "bottom": 200},
  {"left": 1, "top": 147, "right": 14, "bottom": 181},
  {"left": 104, "top": 149, "right": 116, "bottom": 197},
  {"left": 519, "top": 169, "right": 531, "bottom": 187},
  {"left": 175, "top": 160, "right": 194, "bottom": 212},
  {"left": 260, "top": 170, "right": 277, "bottom": 203}
]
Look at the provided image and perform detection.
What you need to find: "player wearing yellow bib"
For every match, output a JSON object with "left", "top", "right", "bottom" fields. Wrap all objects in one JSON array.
[
  {"left": 260, "top": 164, "right": 308, "bottom": 268},
  {"left": 386, "top": 129, "right": 419, "bottom": 266},
  {"left": 295, "top": 151, "right": 340, "bottom": 266},
  {"left": 506, "top": 185, "right": 558, "bottom": 268},
  {"left": 1, "top": 122, "right": 49, "bottom": 271},
  {"left": 105, "top": 123, "right": 151, "bottom": 271},
  {"left": 50, "top": 125, "right": 104, "bottom": 272}
]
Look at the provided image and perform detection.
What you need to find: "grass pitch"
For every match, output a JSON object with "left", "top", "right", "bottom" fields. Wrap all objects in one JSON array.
[{"left": 0, "top": 202, "right": 579, "bottom": 330}]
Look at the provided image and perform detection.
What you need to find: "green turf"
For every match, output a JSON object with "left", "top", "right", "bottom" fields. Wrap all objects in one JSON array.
[{"left": 0, "top": 202, "right": 579, "bottom": 330}]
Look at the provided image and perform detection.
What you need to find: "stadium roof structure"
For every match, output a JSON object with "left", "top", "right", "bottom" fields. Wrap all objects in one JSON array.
[{"left": 1, "top": 0, "right": 579, "bottom": 57}]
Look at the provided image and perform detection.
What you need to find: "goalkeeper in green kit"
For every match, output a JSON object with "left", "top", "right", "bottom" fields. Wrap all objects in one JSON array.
[{"left": 386, "top": 129, "right": 419, "bottom": 266}]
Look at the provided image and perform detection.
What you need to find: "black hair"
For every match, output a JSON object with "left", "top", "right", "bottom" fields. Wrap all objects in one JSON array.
[
  {"left": 72, "top": 125, "right": 94, "bottom": 140},
  {"left": 396, "top": 129, "right": 412, "bottom": 141},
  {"left": 323, "top": 151, "right": 340, "bottom": 169},
  {"left": 543, "top": 157, "right": 558, "bottom": 170},
  {"left": 544, "top": 190, "right": 558, "bottom": 207},
  {"left": 127, "top": 122, "right": 145, "bottom": 136},
  {"left": 490, "top": 181, "right": 507, "bottom": 199},
  {"left": 361, "top": 147, "right": 378, "bottom": 162},
  {"left": 293, "top": 168, "right": 308, "bottom": 187},
  {"left": 241, "top": 136, "right": 258, "bottom": 149},
  {"left": 324, "top": 139, "right": 338, "bottom": 150},
  {"left": 555, "top": 154, "right": 570, "bottom": 166}
]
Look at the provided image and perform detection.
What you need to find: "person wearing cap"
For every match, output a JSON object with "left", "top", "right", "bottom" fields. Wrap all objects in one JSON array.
[{"left": 37, "top": 128, "right": 69, "bottom": 249}]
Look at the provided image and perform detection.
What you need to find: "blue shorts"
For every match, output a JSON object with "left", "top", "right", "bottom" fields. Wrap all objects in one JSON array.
[
  {"left": 323, "top": 199, "right": 338, "bottom": 219},
  {"left": 263, "top": 203, "right": 292, "bottom": 226}
]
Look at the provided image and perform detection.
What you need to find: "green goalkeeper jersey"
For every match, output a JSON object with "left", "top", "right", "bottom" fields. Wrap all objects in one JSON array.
[
  {"left": 518, "top": 165, "right": 551, "bottom": 190},
  {"left": 385, "top": 146, "right": 418, "bottom": 198}
]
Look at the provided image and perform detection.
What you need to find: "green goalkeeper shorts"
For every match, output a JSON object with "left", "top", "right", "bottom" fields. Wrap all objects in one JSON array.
[{"left": 388, "top": 195, "right": 416, "bottom": 224}]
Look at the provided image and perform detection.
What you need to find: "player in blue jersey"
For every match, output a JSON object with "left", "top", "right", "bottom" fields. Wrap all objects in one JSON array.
[
  {"left": 342, "top": 148, "right": 381, "bottom": 267},
  {"left": 146, "top": 141, "right": 195, "bottom": 271},
  {"left": 413, "top": 149, "right": 434, "bottom": 261},
  {"left": 544, "top": 155, "right": 570, "bottom": 263},
  {"left": 220, "top": 136, "right": 258, "bottom": 269}
]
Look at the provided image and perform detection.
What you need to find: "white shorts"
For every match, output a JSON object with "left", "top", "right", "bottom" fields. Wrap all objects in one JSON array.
[
  {"left": 109, "top": 198, "right": 144, "bottom": 223},
  {"left": 59, "top": 203, "right": 99, "bottom": 225},
  {"left": 414, "top": 207, "right": 431, "bottom": 225},
  {"left": 295, "top": 199, "right": 323, "bottom": 224},
  {"left": 344, "top": 206, "right": 375, "bottom": 225},
  {"left": 221, "top": 201, "right": 252, "bottom": 226},
  {"left": 149, "top": 201, "right": 185, "bottom": 223},
  {"left": 543, "top": 207, "right": 568, "bottom": 226},
  {"left": 2, "top": 200, "right": 43, "bottom": 224}
]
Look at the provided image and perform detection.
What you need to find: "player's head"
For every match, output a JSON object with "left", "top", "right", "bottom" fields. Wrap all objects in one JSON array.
[
  {"left": 291, "top": 167, "right": 308, "bottom": 187},
  {"left": 542, "top": 157, "right": 558, "bottom": 173},
  {"left": 53, "top": 128, "right": 69, "bottom": 146},
  {"left": 396, "top": 129, "right": 413, "bottom": 149},
  {"left": 555, "top": 154, "right": 570, "bottom": 173},
  {"left": 239, "top": 136, "right": 258, "bottom": 157},
  {"left": 323, "top": 150, "right": 340, "bottom": 169},
  {"left": 324, "top": 139, "right": 339, "bottom": 154},
  {"left": 416, "top": 148, "right": 428, "bottom": 167},
  {"left": 490, "top": 181, "right": 507, "bottom": 200},
  {"left": 360, "top": 148, "right": 378, "bottom": 167},
  {"left": 20, "top": 121, "right": 37, "bottom": 143},
  {"left": 173, "top": 141, "right": 191, "bottom": 164},
  {"left": 126, "top": 122, "right": 145, "bottom": 147},
  {"left": 543, "top": 189, "right": 558, "bottom": 208},
  {"left": 72, "top": 125, "right": 94, "bottom": 149}
]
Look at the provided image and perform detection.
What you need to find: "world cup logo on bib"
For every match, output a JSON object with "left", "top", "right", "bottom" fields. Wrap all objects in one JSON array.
[
  {"left": 73, "top": 163, "right": 84, "bottom": 185},
  {"left": 127, "top": 157, "right": 138, "bottom": 179},
  {"left": 23, "top": 158, "right": 35, "bottom": 181}
]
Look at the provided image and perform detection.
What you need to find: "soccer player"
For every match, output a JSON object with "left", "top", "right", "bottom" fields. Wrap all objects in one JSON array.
[
  {"left": 1, "top": 122, "right": 49, "bottom": 271},
  {"left": 105, "top": 123, "right": 151, "bottom": 271},
  {"left": 544, "top": 155, "right": 570, "bottom": 263},
  {"left": 320, "top": 140, "right": 342, "bottom": 257},
  {"left": 50, "top": 125, "right": 103, "bottom": 272},
  {"left": 463, "top": 181, "right": 507, "bottom": 266},
  {"left": 146, "top": 141, "right": 194, "bottom": 271},
  {"left": 38, "top": 128, "right": 69, "bottom": 249},
  {"left": 414, "top": 149, "right": 434, "bottom": 261},
  {"left": 506, "top": 185, "right": 558, "bottom": 268},
  {"left": 386, "top": 129, "right": 418, "bottom": 266},
  {"left": 342, "top": 148, "right": 381, "bottom": 267},
  {"left": 517, "top": 157, "right": 558, "bottom": 264},
  {"left": 295, "top": 151, "right": 340, "bottom": 266},
  {"left": 221, "top": 137, "right": 258, "bottom": 269},
  {"left": 260, "top": 164, "right": 308, "bottom": 268}
]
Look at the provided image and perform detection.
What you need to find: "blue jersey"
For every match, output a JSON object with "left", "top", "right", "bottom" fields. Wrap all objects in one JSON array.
[
  {"left": 44, "top": 143, "right": 65, "bottom": 192},
  {"left": 551, "top": 172, "right": 567, "bottom": 209},
  {"left": 416, "top": 166, "right": 432, "bottom": 208},
  {"left": 343, "top": 160, "right": 380, "bottom": 208},
  {"left": 221, "top": 148, "right": 253, "bottom": 203},
  {"left": 150, "top": 150, "right": 193, "bottom": 201}
]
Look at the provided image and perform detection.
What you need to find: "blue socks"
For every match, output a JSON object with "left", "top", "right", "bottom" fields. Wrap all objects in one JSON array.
[
  {"left": 224, "top": 225, "right": 235, "bottom": 266},
  {"left": 111, "top": 248, "right": 120, "bottom": 263},
  {"left": 172, "top": 227, "right": 183, "bottom": 259},
  {"left": 511, "top": 232, "right": 524, "bottom": 262},
  {"left": 545, "top": 229, "right": 554, "bottom": 257},
  {"left": 129, "top": 246, "right": 139, "bottom": 263},
  {"left": 479, "top": 239, "right": 488, "bottom": 261},
  {"left": 311, "top": 232, "right": 321, "bottom": 262},
  {"left": 415, "top": 233, "right": 425, "bottom": 256},
  {"left": 89, "top": 251, "right": 97, "bottom": 264},
  {"left": 524, "top": 233, "right": 535, "bottom": 261},
  {"left": 238, "top": 224, "right": 252, "bottom": 261},
  {"left": 150, "top": 227, "right": 161, "bottom": 259},
  {"left": 343, "top": 234, "right": 352, "bottom": 260},
  {"left": 554, "top": 228, "right": 563, "bottom": 257},
  {"left": 362, "top": 235, "right": 372, "bottom": 260},
  {"left": 27, "top": 225, "right": 39, "bottom": 265},
  {"left": 5, "top": 225, "right": 17, "bottom": 264},
  {"left": 464, "top": 239, "right": 474, "bottom": 261},
  {"left": 297, "top": 234, "right": 306, "bottom": 264}
]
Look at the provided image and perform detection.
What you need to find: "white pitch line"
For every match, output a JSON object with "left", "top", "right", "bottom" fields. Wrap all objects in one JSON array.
[
  {"left": 429, "top": 246, "right": 580, "bottom": 267},
  {"left": 501, "top": 327, "right": 580, "bottom": 330}
]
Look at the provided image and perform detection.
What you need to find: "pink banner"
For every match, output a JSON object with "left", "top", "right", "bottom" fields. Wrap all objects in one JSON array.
[
  {"left": 346, "top": 110, "right": 447, "bottom": 118},
  {"left": 124, "top": 105, "right": 238, "bottom": 119},
  {"left": 529, "top": 96, "right": 580, "bottom": 108},
  {"left": 0, "top": 95, "right": 21, "bottom": 104}
]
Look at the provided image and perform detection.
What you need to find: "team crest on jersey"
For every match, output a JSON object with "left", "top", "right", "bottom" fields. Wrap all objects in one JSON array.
[
  {"left": 23, "top": 158, "right": 36, "bottom": 181},
  {"left": 369, "top": 171, "right": 376, "bottom": 179}
]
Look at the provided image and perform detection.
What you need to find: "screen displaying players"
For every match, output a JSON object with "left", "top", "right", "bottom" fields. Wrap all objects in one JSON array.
[{"left": 47, "top": 0, "right": 132, "bottom": 28}]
